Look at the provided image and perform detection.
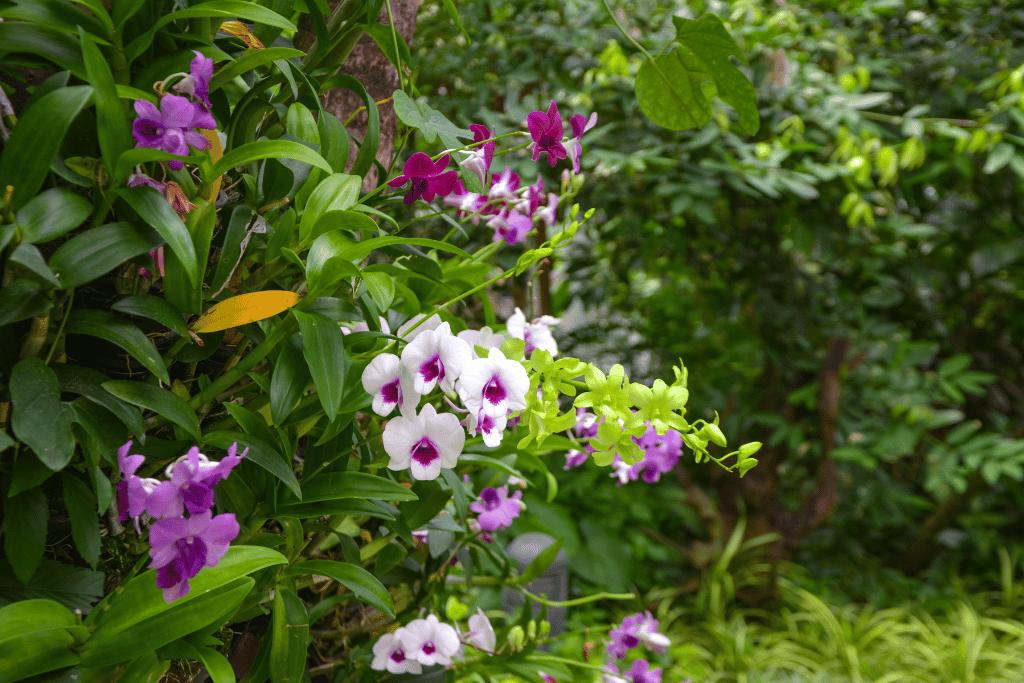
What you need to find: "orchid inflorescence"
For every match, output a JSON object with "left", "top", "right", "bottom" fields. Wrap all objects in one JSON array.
[{"left": 116, "top": 441, "right": 246, "bottom": 602}]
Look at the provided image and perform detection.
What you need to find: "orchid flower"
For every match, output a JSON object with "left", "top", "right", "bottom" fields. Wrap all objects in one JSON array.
[
  {"left": 400, "top": 322, "right": 472, "bottom": 395},
  {"left": 362, "top": 352, "right": 419, "bottom": 416},
  {"left": 382, "top": 404, "right": 465, "bottom": 480},
  {"left": 470, "top": 486, "right": 523, "bottom": 531},
  {"left": 148, "top": 510, "right": 238, "bottom": 602},
  {"left": 400, "top": 614, "right": 462, "bottom": 666},
  {"left": 457, "top": 347, "right": 530, "bottom": 418},
  {"left": 388, "top": 152, "right": 458, "bottom": 205},
  {"left": 371, "top": 628, "right": 423, "bottom": 674},
  {"left": 131, "top": 95, "right": 215, "bottom": 170},
  {"left": 527, "top": 100, "right": 568, "bottom": 167},
  {"left": 564, "top": 112, "right": 598, "bottom": 174}
]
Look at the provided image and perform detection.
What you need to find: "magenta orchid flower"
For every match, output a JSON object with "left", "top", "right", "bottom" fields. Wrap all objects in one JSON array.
[
  {"left": 382, "top": 403, "right": 465, "bottom": 480},
  {"left": 488, "top": 166, "right": 521, "bottom": 202},
  {"left": 148, "top": 510, "right": 239, "bottom": 602},
  {"left": 116, "top": 441, "right": 161, "bottom": 523},
  {"left": 146, "top": 444, "right": 247, "bottom": 519},
  {"left": 388, "top": 152, "right": 458, "bottom": 205},
  {"left": 444, "top": 180, "right": 490, "bottom": 224},
  {"left": 469, "top": 486, "right": 523, "bottom": 531},
  {"left": 488, "top": 208, "right": 532, "bottom": 245},
  {"left": 565, "top": 112, "right": 598, "bottom": 174},
  {"left": 623, "top": 660, "right": 662, "bottom": 683},
  {"left": 132, "top": 95, "right": 215, "bottom": 170},
  {"left": 460, "top": 123, "right": 496, "bottom": 190},
  {"left": 173, "top": 50, "right": 214, "bottom": 107},
  {"left": 527, "top": 100, "right": 568, "bottom": 167}
]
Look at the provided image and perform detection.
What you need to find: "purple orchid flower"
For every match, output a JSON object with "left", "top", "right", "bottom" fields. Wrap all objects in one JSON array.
[
  {"left": 116, "top": 441, "right": 160, "bottom": 523},
  {"left": 148, "top": 510, "right": 239, "bottom": 602},
  {"left": 146, "top": 444, "right": 247, "bottom": 518},
  {"left": 132, "top": 95, "right": 215, "bottom": 170},
  {"left": 488, "top": 208, "right": 532, "bottom": 245},
  {"left": 173, "top": 51, "right": 214, "bottom": 107},
  {"left": 461, "top": 124, "right": 496, "bottom": 190},
  {"left": 443, "top": 180, "right": 489, "bottom": 224},
  {"left": 565, "top": 112, "right": 598, "bottom": 175},
  {"left": 388, "top": 152, "right": 459, "bottom": 205},
  {"left": 469, "top": 486, "right": 523, "bottom": 531},
  {"left": 527, "top": 100, "right": 568, "bottom": 167},
  {"left": 488, "top": 166, "right": 521, "bottom": 203},
  {"left": 623, "top": 660, "right": 662, "bottom": 683}
]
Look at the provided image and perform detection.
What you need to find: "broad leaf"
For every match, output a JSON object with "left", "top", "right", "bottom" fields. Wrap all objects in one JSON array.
[
  {"left": 270, "top": 334, "right": 311, "bottom": 426},
  {"left": 102, "top": 380, "right": 200, "bottom": 440},
  {"left": 292, "top": 310, "right": 348, "bottom": 420},
  {"left": 112, "top": 294, "right": 190, "bottom": 338},
  {"left": 286, "top": 560, "right": 394, "bottom": 617},
  {"left": 202, "top": 431, "right": 301, "bottom": 498},
  {"left": 1, "top": 487, "right": 48, "bottom": 584},
  {"left": 48, "top": 221, "right": 165, "bottom": 289},
  {"left": 270, "top": 587, "right": 309, "bottom": 683},
  {"left": 0, "top": 559, "right": 104, "bottom": 612},
  {"left": 117, "top": 186, "right": 200, "bottom": 287},
  {"left": 10, "top": 359, "right": 76, "bottom": 471},
  {"left": 212, "top": 140, "right": 332, "bottom": 177},
  {"left": 65, "top": 310, "right": 170, "bottom": 384},
  {"left": 60, "top": 474, "right": 101, "bottom": 569},
  {"left": 14, "top": 188, "right": 91, "bottom": 244}
]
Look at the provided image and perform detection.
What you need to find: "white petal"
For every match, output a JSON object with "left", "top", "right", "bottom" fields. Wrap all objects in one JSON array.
[
  {"left": 362, "top": 353, "right": 401, "bottom": 393},
  {"left": 382, "top": 413, "right": 425, "bottom": 469}
]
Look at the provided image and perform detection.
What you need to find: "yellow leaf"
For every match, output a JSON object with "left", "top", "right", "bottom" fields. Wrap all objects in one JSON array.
[
  {"left": 219, "top": 21, "right": 264, "bottom": 49},
  {"left": 191, "top": 291, "right": 301, "bottom": 333},
  {"left": 200, "top": 129, "right": 223, "bottom": 201}
]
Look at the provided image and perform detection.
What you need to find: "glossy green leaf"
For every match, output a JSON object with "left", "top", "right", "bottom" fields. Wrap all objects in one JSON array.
[
  {"left": 0, "top": 599, "right": 86, "bottom": 683},
  {"left": 0, "top": 279, "right": 52, "bottom": 326},
  {"left": 317, "top": 111, "right": 350, "bottom": 173},
  {"left": 83, "top": 544, "right": 286, "bottom": 638},
  {"left": 0, "top": 85, "right": 92, "bottom": 211},
  {"left": 270, "top": 334, "right": 311, "bottom": 425},
  {"left": 117, "top": 186, "right": 200, "bottom": 287},
  {"left": 209, "top": 206, "right": 252, "bottom": 296},
  {"left": 365, "top": 23, "right": 411, "bottom": 72},
  {"left": 102, "top": 380, "right": 199, "bottom": 440},
  {"left": 155, "top": 1, "right": 296, "bottom": 30},
  {"left": 0, "top": 0, "right": 109, "bottom": 39},
  {"left": 52, "top": 364, "right": 145, "bottom": 439},
  {"left": 208, "top": 47, "right": 305, "bottom": 92},
  {"left": 14, "top": 188, "right": 91, "bottom": 244},
  {"left": 83, "top": 577, "right": 254, "bottom": 667},
  {"left": 318, "top": 74, "right": 379, "bottom": 177},
  {"left": 113, "top": 148, "right": 196, "bottom": 186},
  {"left": 270, "top": 587, "right": 308, "bottom": 683},
  {"left": 276, "top": 499, "right": 395, "bottom": 519},
  {"left": 0, "top": 559, "right": 104, "bottom": 612},
  {"left": 305, "top": 229, "right": 362, "bottom": 295},
  {"left": 223, "top": 402, "right": 278, "bottom": 448},
  {"left": 0, "top": 23, "right": 86, "bottom": 80},
  {"left": 60, "top": 474, "right": 100, "bottom": 569},
  {"left": 285, "top": 560, "right": 394, "bottom": 617},
  {"left": 81, "top": 29, "right": 132, "bottom": 177},
  {"left": 10, "top": 359, "right": 76, "bottom": 471},
  {"left": 212, "top": 140, "right": 332, "bottom": 177},
  {"left": 1, "top": 487, "right": 48, "bottom": 585},
  {"left": 298, "top": 173, "right": 361, "bottom": 243},
  {"left": 285, "top": 472, "right": 419, "bottom": 503},
  {"left": 9, "top": 243, "right": 60, "bottom": 288},
  {"left": 361, "top": 271, "right": 395, "bottom": 311},
  {"left": 203, "top": 431, "right": 301, "bottom": 498},
  {"left": 164, "top": 197, "right": 217, "bottom": 315},
  {"left": 48, "top": 221, "right": 164, "bottom": 289},
  {"left": 292, "top": 310, "right": 348, "bottom": 420},
  {"left": 112, "top": 294, "right": 190, "bottom": 338},
  {"left": 65, "top": 310, "right": 170, "bottom": 383}
]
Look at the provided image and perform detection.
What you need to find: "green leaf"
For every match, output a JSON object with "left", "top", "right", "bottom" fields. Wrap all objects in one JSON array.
[
  {"left": 155, "top": 1, "right": 296, "bottom": 30},
  {"left": 318, "top": 112, "right": 350, "bottom": 174},
  {"left": 203, "top": 431, "right": 302, "bottom": 498},
  {"left": 440, "top": 0, "right": 471, "bottom": 42},
  {"left": 117, "top": 186, "right": 200, "bottom": 287},
  {"left": 102, "top": 380, "right": 200, "bottom": 440},
  {"left": 113, "top": 148, "right": 197, "bottom": 186},
  {"left": 209, "top": 206, "right": 252, "bottom": 296},
  {"left": 82, "top": 546, "right": 286, "bottom": 665},
  {"left": 292, "top": 310, "right": 348, "bottom": 420},
  {"left": 286, "top": 472, "right": 418, "bottom": 503},
  {"left": 270, "top": 334, "right": 311, "bottom": 426},
  {"left": 0, "top": 279, "right": 52, "bottom": 326},
  {"left": 223, "top": 402, "right": 278, "bottom": 449},
  {"left": 298, "top": 173, "right": 362, "bottom": 244},
  {"left": 60, "top": 474, "right": 100, "bottom": 569},
  {"left": 14, "top": 188, "right": 91, "bottom": 244},
  {"left": 285, "top": 560, "right": 394, "bottom": 617},
  {"left": 938, "top": 353, "right": 972, "bottom": 378},
  {"left": 10, "top": 359, "right": 76, "bottom": 471},
  {"left": 361, "top": 271, "right": 395, "bottom": 311},
  {"left": 208, "top": 47, "right": 305, "bottom": 92},
  {"left": 270, "top": 587, "right": 309, "bottom": 683},
  {"left": 984, "top": 142, "right": 1015, "bottom": 174},
  {"left": 318, "top": 75, "right": 379, "bottom": 178},
  {"left": 1, "top": 487, "right": 48, "bottom": 585},
  {"left": 305, "top": 229, "right": 361, "bottom": 295},
  {"left": 392, "top": 89, "right": 472, "bottom": 151},
  {"left": 112, "top": 294, "right": 190, "bottom": 338},
  {"left": 66, "top": 310, "right": 170, "bottom": 384},
  {"left": 0, "top": 0, "right": 110, "bottom": 39},
  {"left": 9, "top": 243, "right": 60, "bottom": 288},
  {"left": 0, "top": 85, "right": 92, "bottom": 211},
  {"left": 212, "top": 140, "right": 333, "bottom": 177},
  {"left": 364, "top": 23, "right": 412, "bottom": 72},
  {"left": 81, "top": 29, "right": 132, "bottom": 177},
  {"left": 48, "top": 221, "right": 165, "bottom": 289},
  {"left": 51, "top": 363, "right": 145, "bottom": 439},
  {"left": 0, "top": 23, "right": 86, "bottom": 80},
  {"left": 0, "top": 598, "right": 86, "bottom": 682},
  {"left": 517, "top": 537, "right": 563, "bottom": 585}
]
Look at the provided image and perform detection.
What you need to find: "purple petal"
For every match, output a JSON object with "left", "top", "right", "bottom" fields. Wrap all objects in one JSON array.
[
  {"left": 526, "top": 111, "right": 549, "bottom": 141},
  {"left": 132, "top": 118, "right": 164, "bottom": 148},
  {"left": 430, "top": 170, "right": 458, "bottom": 198},
  {"left": 403, "top": 152, "right": 437, "bottom": 178},
  {"left": 160, "top": 129, "right": 189, "bottom": 157},
  {"left": 184, "top": 130, "right": 211, "bottom": 150},
  {"left": 160, "top": 94, "right": 198, "bottom": 129},
  {"left": 545, "top": 101, "right": 563, "bottom": 135},
  {"left": 388, "top": 174, "right": 409, "bottom": 188},
  {"left": 190, "top": 104, "right": 217, "bottom": 130},
  {"left": 433, "top": 153, "right": 451, "bottom": 173},
  {"left": 134, "top": 99, "right": 161, "bottom": 120}
]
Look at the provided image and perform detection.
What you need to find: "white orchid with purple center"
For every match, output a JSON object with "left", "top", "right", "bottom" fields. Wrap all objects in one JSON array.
[
  {"left": 371, "top": 627, "right": 422, "bottom": 674},
  {"left": 400, "top": 322, "right": 472, "bottom": 395},
  {"left": 457, "top": 347, "right": 530, "bottom": 418},
  {"left": 400, "top": 614, "right": 461, "bottom": 666},
  {"left": 506, "top": 307, "right": 560, "bottom": 357},
  {"left": 362, "top": 352, "right": 418, "bottom": 417},
  {"left": 463, "top": 607, "right": 497, "bottom": 652},
  {"left": 382, "top": 403, "right": 465, "bottom": 480}
]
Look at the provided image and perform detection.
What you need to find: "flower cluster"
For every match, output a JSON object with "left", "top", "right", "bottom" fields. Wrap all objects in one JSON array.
[
  {"left": 602, "top": 611, "right": 671, "bottom": 683},
  {"left": 563, "top": 409, "right": 683, "bottom": 485},
  {"left": 387, "top": 102, "right": 596, "bottom": 245},
  {"left": 117, "top": 441, "right": 245, "bottom": 602},
  {"left": 132, "top": 51, "right": 216, "bottom": 169},
  {"left": 372, "top": 608, "right": 500, "bottom": 674},
  {"left": 365, "top": 310, "right": 560, "bottom": 481}
]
